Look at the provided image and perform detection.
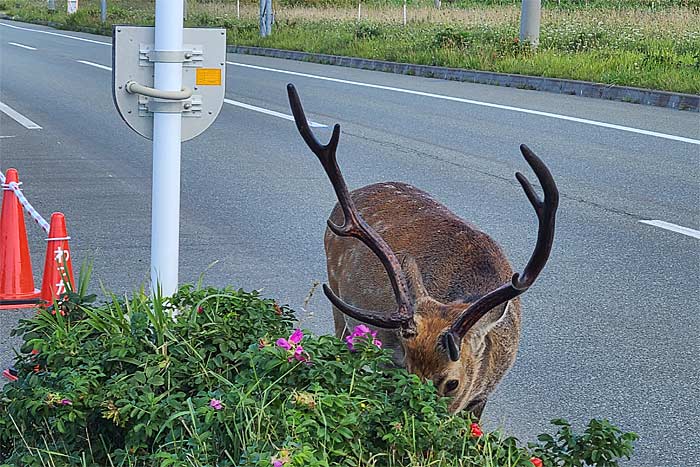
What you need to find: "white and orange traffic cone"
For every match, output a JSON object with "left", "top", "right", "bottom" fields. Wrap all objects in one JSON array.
[
  {"left": 40, "top": 212, "right": 74, "bottom": 305},
  {"left": 0, "top": 169, "right": 41, "bottom": 309}
]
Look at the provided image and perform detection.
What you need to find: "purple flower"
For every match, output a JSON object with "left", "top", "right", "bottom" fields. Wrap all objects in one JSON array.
[
  {"left": 276, "top": 338, "right": 291, "bottom": 350},
  {"left": 346, "top": 324, "right": 382, "bottom": 351},
  {"left": 276, "top": 330, "right": 311, "bottom": 363},
  {"left": 289, "top": 328, "right": 304, "bottom": 344},
  {"left": 60, "top": 398, "right": 72, "bottom": 406},
  {"left": 209, "top": 398, "right": 223, "bottom": 410},
  {"left": 273, "top": 461, "right": 283, "bottom": 467}
]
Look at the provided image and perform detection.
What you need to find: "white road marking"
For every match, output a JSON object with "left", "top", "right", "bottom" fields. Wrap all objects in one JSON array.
[
  {"left": 76, "top": 59, "right": 112, "bottom": 71},
  {"left": 224, "top": 98, "right": 326, "bottom": 128},
  {"left": 639, "top": 220, "right": 700, "bottom": 240},
  {"left": 3, "top": 22, "right": 695, "bottom": 144},
  {"left": 8, "top": 42, "right": 36, "bottom": 50},
  {"left": 0, "top": 101, "right": 42, "bottom": 129},
  {"left": 71, "top": 60, "right": 326, "bottom": 127},
  {"left": 227, "top": 61, "right": 700, "bottom": 146},
  {"left": 0, "top": 22, "right": 111, "bottom": 45},
  {"left": 0, "top": 135, "right": 17, "bottom": 139}
]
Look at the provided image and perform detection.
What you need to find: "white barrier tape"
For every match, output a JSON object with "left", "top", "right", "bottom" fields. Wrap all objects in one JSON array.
[{"left": 1, "top": 180, "right": 50, "bottom": 234}]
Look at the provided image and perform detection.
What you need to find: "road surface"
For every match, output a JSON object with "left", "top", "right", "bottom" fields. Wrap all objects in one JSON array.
[{"left": 1, "top": 20, "right": 698, "bottom": 466}]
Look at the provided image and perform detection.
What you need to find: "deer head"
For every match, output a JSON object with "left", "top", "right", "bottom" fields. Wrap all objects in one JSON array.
[{"left": 287, "top": 83, "right": 559, "bottom": 414}]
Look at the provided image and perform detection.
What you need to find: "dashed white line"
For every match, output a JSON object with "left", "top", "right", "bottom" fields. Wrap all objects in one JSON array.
[
  {"left": 227, "top": 61, "right": 700, "bottom": 146},
  {"left": 0, "top": 22, "right": 111, "bottom": 45},
  {"left": 0, "top": 101, "right": 42, "bottom": 129},
  {"left": 8, "top": 42, "right": 36, "bottom": 50},
  {"left": 224, "top": 98, "right": 326, "bottom": 128},
  {"left": 639, "top": 220, "right": 700, "bottom": 240},
  {"left": 76, "top": 59, "right": 112, "bottom": 71}
]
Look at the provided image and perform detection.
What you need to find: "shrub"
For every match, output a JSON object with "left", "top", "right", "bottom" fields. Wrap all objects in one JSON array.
[{"left": 0, "top": 285, "right": 637, "bottom": 466}]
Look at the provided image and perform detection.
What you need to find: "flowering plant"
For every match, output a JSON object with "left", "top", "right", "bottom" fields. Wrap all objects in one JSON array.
[
  {"left": 345, "top": 324, "right": 382, "bottom": 351},
  {"left": 0, "top": 285, "right": 637, "bottom": 467}
]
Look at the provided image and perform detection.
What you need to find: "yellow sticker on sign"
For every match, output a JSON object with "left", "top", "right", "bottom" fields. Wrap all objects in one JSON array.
[{"left": 196, "top": 68, "right": 222, "bottom": 86}]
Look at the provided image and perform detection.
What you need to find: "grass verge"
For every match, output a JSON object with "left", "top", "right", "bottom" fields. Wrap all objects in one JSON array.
[{"left": 1, "top": 0, "right": 698, "bottom": 93}]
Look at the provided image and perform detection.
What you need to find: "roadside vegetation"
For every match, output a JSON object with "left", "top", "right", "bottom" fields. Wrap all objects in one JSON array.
[
  {"left": 0, "top": 278, "right": 637, "bottom": 466},
  {"left": 1, "top": 0, "right": 698, "bottom": 94}
]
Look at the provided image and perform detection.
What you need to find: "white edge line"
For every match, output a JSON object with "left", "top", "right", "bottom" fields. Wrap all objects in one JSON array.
[
  {"left": 8, "top": 42, "right": 37, "bottom": 50},
  {"left": 76, "top": 59, "right": 112, "bottom": 71},
  {"left": 3, "top": 21, "right": 695, "bottom": 144},
  {"left": 227, "top": 61, "right": 700, "bottom": 146},
  {"left": 0, "top": 101, "right": 42, "bottom": 129},
  {"left": 0, "top": 22, "right": 111, "bottom": 45},
  {"left": 639, "top": 220, "right": 700, "bottom": 240},
  {"left": 224, "top": 98, "right": 326, "bottom": 128}
]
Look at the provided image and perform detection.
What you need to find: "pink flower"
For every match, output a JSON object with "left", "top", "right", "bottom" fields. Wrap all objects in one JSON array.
[
  {"left": 276, "top": 330, "right": 311, "bottom": 363},
  {"left": 276, "top": 338, "right": 291, "bottom": 350},
  {"left": 289, "top": 328, "right": 304, "bottom": 344},
  {"left": 346, "top": 324, "right": 382, "bottom": 351},
  {"left": 273, "top": 462, "right": 283, "bottom": 467},
  {"left": 209, "top": 398, "right": 223, "bottom": 410},
  {"left": 60, "top": 398, "right": 72, "bottom": 406}
]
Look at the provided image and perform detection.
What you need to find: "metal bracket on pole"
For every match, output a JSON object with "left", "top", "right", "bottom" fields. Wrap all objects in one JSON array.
[
  {"left": 137, "top": 95, "right": 202, "bottom": 116},
  {"left": 140, "top": 46, "right": 204, "bottom": 66}
]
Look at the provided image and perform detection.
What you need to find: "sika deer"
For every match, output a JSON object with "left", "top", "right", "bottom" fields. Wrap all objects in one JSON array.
[{"left": 287, "top": 84, "right": 559, "bottom": 417}]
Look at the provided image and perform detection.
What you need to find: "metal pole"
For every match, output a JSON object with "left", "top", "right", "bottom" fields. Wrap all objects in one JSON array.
[
  {"left": 151, "top": 0, "right": 184, "bottom": 297},
  {"left": 48, "top": 0, "right": 56, "bottom": 12},
  {"left": 519, "top": 0, "right": 541, "bottom": 48},
  {"left": 260, "top": 0, "right": 271, "bottom": 36},
  {"left": 237, "top": 0, "right": 240, "bottom": 19},
  {"left": 403, "top": 0, "right": 406, "bottom": 26},
  {"left": 357, "top": 1, "right": 361, "bottom": 20},
  {"left": 100, "top": 0, "right": 107, "bottom": 23}
]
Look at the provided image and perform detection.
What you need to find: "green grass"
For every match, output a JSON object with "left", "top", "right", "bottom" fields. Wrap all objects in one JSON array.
[{"left": 2, "top": 0, "right": 699, "bottom": 94}]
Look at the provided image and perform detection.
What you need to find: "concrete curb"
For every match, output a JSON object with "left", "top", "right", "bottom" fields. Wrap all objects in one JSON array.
[{"left": 229, "top": 45, "right": 700, "bottom": 113}]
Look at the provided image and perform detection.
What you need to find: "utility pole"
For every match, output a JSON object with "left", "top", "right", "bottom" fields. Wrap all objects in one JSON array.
[
  {"left": 260, "top": 0, "right": 272, "bottom": 37},
  {"left": 519, "top": 0, "right": 541, "bottom": 48},
  {"left": 151, "top": 0, "right": 185, "bottom": 296}
]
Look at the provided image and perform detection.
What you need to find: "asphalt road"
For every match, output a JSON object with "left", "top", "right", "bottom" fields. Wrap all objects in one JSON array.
[{"left": 1, "top": 20, "right": 699, "bottom": 466}]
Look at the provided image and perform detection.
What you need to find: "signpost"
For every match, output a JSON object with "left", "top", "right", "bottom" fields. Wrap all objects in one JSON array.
[{"left": 112, "top": 1, "right": 226, "bottom": 297}]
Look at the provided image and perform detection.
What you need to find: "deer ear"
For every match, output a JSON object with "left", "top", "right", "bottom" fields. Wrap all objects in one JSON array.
[
  {"left": 400, "top": 255, "right": 428, "bottom": 302},
  {"left": 466, "top": 301, "right": 511, "bottom": 351}
]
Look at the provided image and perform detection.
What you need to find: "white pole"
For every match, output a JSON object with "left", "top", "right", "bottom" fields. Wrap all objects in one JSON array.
[
  {"left": 357, "top": 1, "right": 361, "bottom": 20},
  {"left": 519, "top": 0, "right": 541, "bottom": 48},
  {"left": 151, "top": 0, "right": 184, "bottom": 297},
  {"left": 403, "top": 0, "right": 406, "bottom": 26},
  {"left": 237, "top": 0, "right": 240, "bottom": 19}
]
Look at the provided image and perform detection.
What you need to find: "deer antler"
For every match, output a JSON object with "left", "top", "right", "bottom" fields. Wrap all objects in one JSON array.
[
  {"left": 287, "top": 83, "right": 415, "bottom": 330},
  {"left": 445, "top": 144, "right": 559, "bottom": 360}
]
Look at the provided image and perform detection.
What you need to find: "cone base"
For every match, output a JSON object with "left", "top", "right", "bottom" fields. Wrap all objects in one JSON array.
[{"left": 0, "top": 290, "right": 41, "bottom": 309}]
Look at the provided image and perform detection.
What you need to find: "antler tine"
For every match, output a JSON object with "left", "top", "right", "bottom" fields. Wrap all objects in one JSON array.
[
  {"left": 447, "top": 146, "right": 559, "bottom": 356},
  {"left": 287, "top": 83, "right": 415, "bottom": 329},
  {"left": 513, "top": 144, "right": 559, "bottom": 290}
]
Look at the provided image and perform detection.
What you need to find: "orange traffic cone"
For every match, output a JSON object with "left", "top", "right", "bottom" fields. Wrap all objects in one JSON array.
[
  {"left": 40, "top": 212, "right": 74, "bottom": 305},
  {"left": 0, "top": 169, "right": 41, "bottom": 309}
]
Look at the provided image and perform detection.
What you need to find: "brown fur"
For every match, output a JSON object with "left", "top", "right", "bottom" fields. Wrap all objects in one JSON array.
[{"left": 325, "top": 182, "right": 521, "bottom": 415}]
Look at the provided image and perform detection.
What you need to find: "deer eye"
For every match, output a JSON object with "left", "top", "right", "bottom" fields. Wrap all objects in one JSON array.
[{"left": 445, "top": 379, "right": 459, "bottom": 393}]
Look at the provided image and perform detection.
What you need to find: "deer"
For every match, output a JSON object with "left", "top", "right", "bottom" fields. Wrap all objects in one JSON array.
[{"left": 286, "top": 83, "right": 559, "bottom": 418}]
